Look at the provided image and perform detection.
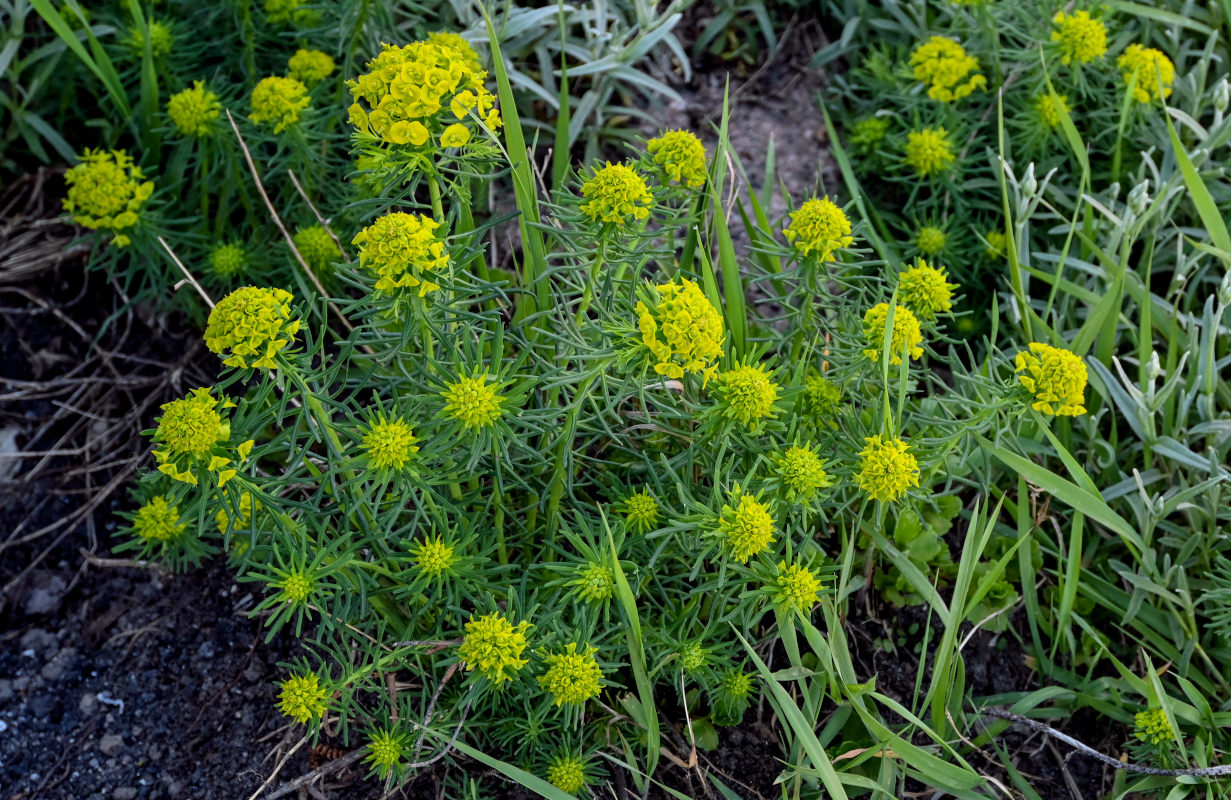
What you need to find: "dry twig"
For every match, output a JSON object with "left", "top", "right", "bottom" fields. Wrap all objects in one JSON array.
[
  {"left": 974, "top": 706, "right": 1231, "bottom": 778},
  {"left": 224, "top": 111, "right": 354, "bottom": 335}
]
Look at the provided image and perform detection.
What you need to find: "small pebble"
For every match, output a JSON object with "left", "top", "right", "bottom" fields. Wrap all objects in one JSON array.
[
  {"left": 20, "top": 627, "right": 56, "bottom": 655},
  {"left": 41, "top": 647, "right": 76, "bottom": 681},
  {"left": 111, "top": 788, "right": 137, "bottom": 800},
  {"left": 21, "top": 572, "right": 68, "bottom": 615},
  {"left": 99, "top": 733, "right": 125, "bottom": 757},
  {"left": 28, "top": 694, "right": 56, "bottom": 717}
]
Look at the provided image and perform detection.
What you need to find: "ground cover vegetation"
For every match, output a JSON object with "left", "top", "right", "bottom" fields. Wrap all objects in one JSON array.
[{"left": 4, "top": 0, "right": 1231, "bottom": 797}]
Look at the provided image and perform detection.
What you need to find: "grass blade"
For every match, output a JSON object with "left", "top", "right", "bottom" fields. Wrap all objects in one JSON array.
[
  {"left": 704, "top": 80, "right": 747, "bottom": 356},
  {"left": 482, "top": 7, "right": 550, "bottom": 330},
  {"left": 28, "top": 0, "right": 132, "bottom": 121},
  {"left": 1165, "top": 107, "right": 1231, "bottom": 265},
  {"left": 551, "top": 2, "right": 571, "bottom": 193},
  {"left": 447, "top": 738, "right": 579, "bottom": 800},
  {"left": 734, "top": 629, "right": 850, "bottom": 800},
  {"left": 978, "top": 435, "right": 1145, "bottom": 559},
  {"left": 606, "top": 521, "right": 660, "bottom": 783}
]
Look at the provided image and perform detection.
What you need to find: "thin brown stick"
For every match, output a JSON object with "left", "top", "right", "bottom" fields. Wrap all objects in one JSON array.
[
  {"left": 159, "top": 236, "right": 215, "bottom": 308},
  {"left": 1047, "top": 739, "right": 1085, "bottom": 800},
  {"left": 403, "top": 694, "right": 474, "bottom": 770},
  {"left": 388, "top": 638, "right": 462, "bottom": 649},
  {"left": 224, "top": 110, "right": 354, "bottom": 334},
  {"left": 411, "top": 662, "right": 460, "bottom": 763},
  {"left": 263, "top": 749, "right": 366, "bottom": 800},
  {"left": 79, "top": 547, "right": 168, "bottom": 573},
  {"left": 287, "top": 169, "right": 350, "bottom": 262},
  {"left": 943, "top": 709, "right": 1015, "bottom": 800},
  {"left": 0, "top": 465, "right": 135, "bottom": 593},
  {"left": 244, "top": 735, "right": 309, "bottom": 800},
  {"left": 974, "top": 706, "right": 1231, "bottom": 777}
]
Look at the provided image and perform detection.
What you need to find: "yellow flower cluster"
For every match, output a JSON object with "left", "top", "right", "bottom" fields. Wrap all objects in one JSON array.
[
  {"left": 718, "top": 490, "right": 776, "bottom": 563},
  {"left": 783, "top": 197, "right": 854, "bottom": 261},
  {"left": 458, "top": 612, "right": 531, "bottom": 685},
  {"left": 546, "top": 752, "right": 588, "bottom": 794},
  {"left": 909, "top": 36, "right": 986, "bottom": 103},
  {"left": 132, "top": 496, "right": 186, "bottom": 541},
  {"left": 428, "top": 31, "right": 482, "bottom": 72},
  {"left": 1051, "top": 10, "right": 1107, "bottom": 65},
  {"left": 1015, "top": 342, "right": 1087, "bottom": 416},
  {"left": 863, "top": 303, "right": 924, "bottom": 364},
  {"left": 411, "top": 536, "right": 455, "bottom": 576},
  {"left": 772, "top": 560, "right": 822, "bottom": 616},
  {"left": 250, "top": 75, "right": 310, "bottom": 133},
  {"left": 850, "top": 117, "right": 889, "bottom": 154},
  {"left": 293, "top": 225, "right": 339, "bottom": 273},
  {"left": 63, "top": 149, "right": 154, "bottom": 248},
  {"left": 126, "top": 20, "right": 173, "bottom": 59},
  {"left": 209, "top": 243, "right": 248, "bottom": 278},
  {"left": 856, "top": 435, "right": 920, "bottom": 502},
  {"left": 898, "top": 259, "right": 957, "bottom": 320},
  {"left": 215, "top": 491, "right": 260, "bottom": 536},
  {"left": 678, "top": 641, "right": 708, "bottom": 673},
  {"left": 623, "top": 488, "right": 660, "bottom": 533},
  {"left": 441, "top": 374, "right": 506, "bottom": 430},
  {"left": 571, "top": 563, "right": 614, "bottom": 604},
  {"left": 152, "top": 387, "right": 252, "bottom": 487},
  {"left": 718, "top": 668, "right": 752, "bottom": 699},
  {"left": 802, "top": 372, "right": 842, "bottom": 420},
  {"left": 204, "top": 286, "right": 301, "bottom": 370},
  {"left": 636, "top": 278, "right": 725, "bottom": 382},
  {"left": 1134, "top": 708, "right": 1173, "bottom": 745},
  {"left": 579, "top": 162, "right": 654, "bottom": 225},
  {"left": 1035, "top": 92, "right": 1069, "bottom": 129},
  {"left": 1118, "top": 44, "right": 1175, "bottom": 104},
  {"left": 277, "top": 569, "right": 313, "bottom": 604},
  {"left": 647, "top": 129, "right": 708, "bottom": 188},
  {"left": 278, "top": 672, "right": 328, "bottom": 724},
  {"left": 365, "top": 729, "right": 405, "bottom": 777},
  {"left": 712, "top": 363, "right": 780, "bottom": 429},
  {"left": 916, "top": 226, "right": 945, "bottom": 255},
  {"left": 167, "top": 81, "right": 221, "bottom": 137},
  {"left": 984, "top": 230, "right": 1007, "bottom": 260},
  {"left": 904, "top": 128, "right": 955, "bottom": 177},
  {"left": 774, "top": 445, "right": 831, "bottom": 502},
  {"left": 265, "top": 0, "right": 315, "bottom": 25},
  {"left": 352, "top": 212, "right": 449, "bottom": 296},
  {"left": 362, "top": 414, "right": 419, "bottom": 471},
  {"left": 537, "top": 642, "right": 604, "bottom": 706},
  {"left": 347, "top": 37, "right": 500, "bottom": 150},
  {"left": 288, "top": 49, "right": 335, "bottom": 87}
]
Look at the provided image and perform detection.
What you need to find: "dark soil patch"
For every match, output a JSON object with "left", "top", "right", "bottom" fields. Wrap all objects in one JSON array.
[
  {"left": 845, "top": 596, "right": 1122, "bottom": 800},
  {"left": 647, "top": 7, "right": 836, "bottom": 206},
  {"left": 1, "top": 561, "right": 304, "bottom": 800},
  {"left": 0, "top": 172, "right": 335, "bottom": 800}
]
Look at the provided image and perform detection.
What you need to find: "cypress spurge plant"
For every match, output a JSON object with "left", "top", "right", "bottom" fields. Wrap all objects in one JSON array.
[
  {"left": 115, "top": 35, "right": 1072, "bottom": 797},
  {"left": 100, "top": 10, "right": 1231, "bottom": 800}
]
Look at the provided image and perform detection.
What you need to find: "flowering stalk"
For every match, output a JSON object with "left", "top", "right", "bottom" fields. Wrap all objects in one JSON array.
[{"left": 573, "top": 240, "right": 605, "bottom": 327}]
